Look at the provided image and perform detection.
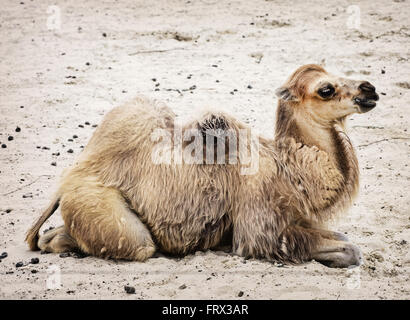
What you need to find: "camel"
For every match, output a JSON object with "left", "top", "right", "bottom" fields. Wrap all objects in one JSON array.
[{"left": 26, "top": 64, "right": 379, "bottom": 268}]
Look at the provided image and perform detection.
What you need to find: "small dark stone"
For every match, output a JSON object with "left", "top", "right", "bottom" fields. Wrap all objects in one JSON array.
[
  {"left": 85, "top": 121, "right": 90, "bottom": 125},
  {"left": 51, "top": 162, "right": 57, "bottom": 166},
  {"left": 102, "top": 33, "right": 107, "bottom": 37},
  {"left": 85, "top": 62, "right": 90, "bottom": 66},
  {"left": 73, "top": 135, "right": 78, "bottom": 139},
  {"left": 15, "top": 127, "right": 21, "bottom": 132},
  {"left": 22, "top": 193, "right": 33, "bottom": 198},
  {"left": 5, "top": 209, "right": 12, "bottom": 213},
  {"left": 381, "top": 69, "right": 386, "bottom": 74},
  {"left": 20, "top": 106, "right": 24, "bottom": 108},
  {"left": 247, "top": 85, "right": 252, "bottom": 89},
  {"left": 68, "top": 139, "right": 73, "bottom": 142},
  {"left": 16, "top": 261, "right": 24, "bottom": 268},
  {"left": 31, "top": 269, "right": 38, "bottom": 273},
  {"left": 42, "top": 146, "right": 50, "bottom": 150},
  {"left": 0, "top": 252, "right": 7, "bottom": 259},
  {"left": 152, "top": 78, "right": 157, "bottom": 82},
  {"left": 43, "top": 226, "right": 54, "bottom": 234},
  {"left": 78, "top": 124, "right": 84, "bottom": 128},
  {"left": 178, "top": 284, "right": 187, "bottom": 290},
  {"left": 92, "top": 124, "right": 98, "bottom": 128},
  {"left": 1, "top": 144, "right": 6, "bottom": 148},
  {"left": 67, "top": 149, "right": 74, "bottom": 153},
  {"left": 238, "top": 291, "right": 244, "bottom": 297},
  {"left": 30, "top": 257, "right": 39, "bottom": 264},
  {"left": 124, "top": 286, "right": 136, "bottom": 294}
]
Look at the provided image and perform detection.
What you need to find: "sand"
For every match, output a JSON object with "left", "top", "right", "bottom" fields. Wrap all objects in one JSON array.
[{"left": 0, "top": 0, "right": 409, "bottom": 299}]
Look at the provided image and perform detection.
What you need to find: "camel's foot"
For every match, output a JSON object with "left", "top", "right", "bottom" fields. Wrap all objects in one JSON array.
[
  {"left": 312, "top": 239, "right": 363, "bottom": 268},
  {"left": 38, "top": 225, "right": 78, "bottom": 253}
]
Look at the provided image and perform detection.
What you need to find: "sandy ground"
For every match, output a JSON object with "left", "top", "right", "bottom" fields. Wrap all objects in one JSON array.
[{"left": 0, "top": 0, "right": 409, "bottom": 300}]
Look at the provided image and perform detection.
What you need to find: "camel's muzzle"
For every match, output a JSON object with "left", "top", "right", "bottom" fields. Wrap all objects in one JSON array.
[{"left": 354, "top": 81, "right": 379, "bottom": 113}]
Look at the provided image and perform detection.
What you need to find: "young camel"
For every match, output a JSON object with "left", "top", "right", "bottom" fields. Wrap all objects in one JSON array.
[{"left": 26, "top": 64, "right": 379, "bottom": 268}]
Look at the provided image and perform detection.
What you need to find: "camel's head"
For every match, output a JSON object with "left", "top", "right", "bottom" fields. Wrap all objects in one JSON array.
[{"left": 275, "top": 64, "right": 379, "bottom": 122}]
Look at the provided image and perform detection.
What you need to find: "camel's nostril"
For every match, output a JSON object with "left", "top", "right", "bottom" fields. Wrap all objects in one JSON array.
[{"left": 359, "top": 81, "right": 376, "bottom": 93}]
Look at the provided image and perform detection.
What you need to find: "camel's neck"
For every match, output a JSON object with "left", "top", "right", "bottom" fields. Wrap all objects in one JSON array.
[{"left": 275, "top": 100, "right": 359, "bottom": 196}]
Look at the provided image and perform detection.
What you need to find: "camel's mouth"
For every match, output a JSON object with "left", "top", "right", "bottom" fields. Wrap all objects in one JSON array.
[{"left": 354, "top": 95, "right": 379, "bottom": 113}]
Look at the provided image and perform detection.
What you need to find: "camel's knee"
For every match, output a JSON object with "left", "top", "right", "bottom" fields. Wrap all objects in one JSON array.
[{"left": 38, "top": 226, "right": 78, "bottom": 253}]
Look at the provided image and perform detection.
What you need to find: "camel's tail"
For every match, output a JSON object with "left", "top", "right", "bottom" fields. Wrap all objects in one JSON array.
[{"left": 25, "top": 192, "right": 61, "bottom": 251}]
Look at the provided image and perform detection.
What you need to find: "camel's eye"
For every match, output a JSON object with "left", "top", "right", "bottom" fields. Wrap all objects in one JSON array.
[{"left": 318, "top": 85, "right": 335, "bottom": 99}]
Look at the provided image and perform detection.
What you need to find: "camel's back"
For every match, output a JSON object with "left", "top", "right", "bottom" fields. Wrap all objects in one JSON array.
[{"left": 77, "top": 97, "right": 175, "bottom": 161}]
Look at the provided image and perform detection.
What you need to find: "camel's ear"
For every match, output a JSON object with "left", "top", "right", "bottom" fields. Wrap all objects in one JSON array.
[{"left": 275, "top": 87, "right": 298, "bottom": 102}]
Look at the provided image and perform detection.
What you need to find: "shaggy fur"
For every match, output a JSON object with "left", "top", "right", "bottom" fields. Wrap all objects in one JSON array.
[{"left": 26, "top": 64, "right": 378, "bottom": 267}]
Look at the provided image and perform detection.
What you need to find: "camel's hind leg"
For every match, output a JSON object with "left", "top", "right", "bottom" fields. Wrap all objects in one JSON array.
[
  {"left": 38, "top": 225, "right": 78, "bottom": 253},
  {"left": 60, "top": 178, "right": 156, "bottom": 261}
]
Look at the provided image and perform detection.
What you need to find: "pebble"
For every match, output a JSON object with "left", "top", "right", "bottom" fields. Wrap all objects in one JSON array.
[
  {"left": 31, "top": 270, "right": 38, "bottom": 274},
  {"left": 15, "top": 127, "right": 21, "bottom": 132},
  {"left": 73, "top": 135, "right": 78, "bottom": 139},
  {"left": 22, "top": 193, "right": 33, "bottom": 198},
  {"left": 85, "top": 121, "right": 90, "bottom": 125},
  {"left": 0, "top": 252, "right": 7, "bottom": 259},
  {"left": 30, "top": 257, "right": 39, "bottom": 264},
  {"left": 102, "top": 33, "right": 107, "bottom": 37},
  {"left": 78, "top": 124, "right": 84, "bottom": 128},
  {"left": 8, "top": 136, "right": 14, "bottom": 141},
  {"left": 5, "top": 209, "right": 12, "bottom": 213},
  {"left": 178, "top": 284, "right": 187, "bottom": 290},
  {"left": 124, "top": 286, "right": 136, "bottom": 294},
  {"left": 238, "top": 291, "right": 244, "bottom": 297},
  {"left": 1, "top": 144, "right": 6, "bottom": 148},
  {"left": 67, "top": 149, "right": 74, "bottom": 153},
  {"left": 51, "top": 162, "right": 57, "bottom": 166},
  {"left": 16, "top": 262, "right": 24, "bottom": 268}
]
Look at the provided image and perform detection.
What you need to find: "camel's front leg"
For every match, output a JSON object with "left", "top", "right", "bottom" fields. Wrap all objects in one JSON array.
[{"left": 233, "top": 211, "right": 362, "bottom": 267}]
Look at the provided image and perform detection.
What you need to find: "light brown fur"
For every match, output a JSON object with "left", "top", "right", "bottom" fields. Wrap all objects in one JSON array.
[{"left": 26, "top": 64, "right": 379, "bottom": 267}]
